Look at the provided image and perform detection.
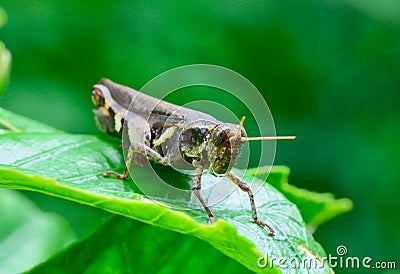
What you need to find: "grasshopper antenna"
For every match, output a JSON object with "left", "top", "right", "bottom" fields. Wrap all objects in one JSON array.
[
  {"left": 234, "top": 116, "right": 246, "bottom": 139},
  {"left": 242, "top": 136, "right": 297, "bottom": 141},
  {"left": 236, "top": 116, "right": 296, "bottom": 142}
]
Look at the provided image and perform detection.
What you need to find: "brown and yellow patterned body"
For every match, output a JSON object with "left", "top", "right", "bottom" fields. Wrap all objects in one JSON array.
[{"left": 92, "top": 78, "right": 275, "bottom": 236}]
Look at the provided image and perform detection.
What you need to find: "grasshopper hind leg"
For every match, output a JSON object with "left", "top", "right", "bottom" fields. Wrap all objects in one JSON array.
[
  {"left": 227, "top": 172, "right": 275, "bottom": 236},
  {"left": 102, "top": 142, "right": 169, "bottom": 180},
  {"left": 103, "top": 170, "right": 128, "bottom": 180}
]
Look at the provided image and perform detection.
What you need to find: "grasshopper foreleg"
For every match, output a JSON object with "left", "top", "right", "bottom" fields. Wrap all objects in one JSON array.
[
  {"left": 227, "top": 172, "right": 275, "bottom": 236},
  {"left": 103, "top": 142, "right": 169, "bottom": 180},
  {"left": 192, "top": 165, "right": 215, "bottom": 224}
]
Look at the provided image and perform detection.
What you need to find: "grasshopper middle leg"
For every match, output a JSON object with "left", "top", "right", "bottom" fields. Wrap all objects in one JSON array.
[
  {"left": 103, "top": 142, "right": 169, "bottom": 180},
  {"left": 227, "top": 172, "right": 275, "bottom": 236}
]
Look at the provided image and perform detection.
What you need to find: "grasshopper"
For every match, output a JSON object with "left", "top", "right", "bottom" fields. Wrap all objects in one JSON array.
[{"left": 92, "top": 78, "right": 295, "bottom": 236}]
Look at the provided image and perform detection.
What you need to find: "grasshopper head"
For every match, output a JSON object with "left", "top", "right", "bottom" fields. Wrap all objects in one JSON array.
[
  {"left": 207, "top": 116, "right": 296, "bottom": 176},
  {"left": 207, "top": 117, "right": 246, "bottom": 176}
]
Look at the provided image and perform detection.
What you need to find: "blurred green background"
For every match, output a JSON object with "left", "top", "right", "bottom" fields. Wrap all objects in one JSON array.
[{"left": 0, "top": 0, "right": 399, "bottom": 272}]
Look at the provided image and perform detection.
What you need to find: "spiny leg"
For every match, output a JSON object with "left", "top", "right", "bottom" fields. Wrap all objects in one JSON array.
[
  {"left": 103, "top": 141, "right": 169, "bottom": 180},
  {"left": 227, "top": 172, "right": 275, "bottom": 236},
  {"left": 191, "top": 165, "right": 215, "bottom": 224}
]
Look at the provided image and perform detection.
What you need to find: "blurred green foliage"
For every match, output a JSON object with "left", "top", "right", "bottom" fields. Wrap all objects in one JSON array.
[
  {"left": 0, "top": 7, "right": 11, "bottom": 94},
  {"left": 0, "top": 0, "right": 399, "bottom": 273},
  {"left": 0, "top": 189, "right": 75, "bottom": 273}
]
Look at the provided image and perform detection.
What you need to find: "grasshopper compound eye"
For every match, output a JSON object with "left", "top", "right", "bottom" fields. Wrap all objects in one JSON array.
[{"left": 92, "top": 86, "right": 106, "bottom": 107}]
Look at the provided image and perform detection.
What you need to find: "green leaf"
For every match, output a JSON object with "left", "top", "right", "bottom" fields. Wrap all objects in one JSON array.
[
  {"left": 28, "top": 216, "right": 252, "bottom": 274},
  {"left": 247, "top": 166, "right": 353, "bottom": 230},
  {"left": 0, "top": 189, "right": 75, "bottom": 273},
  {"left": 0, "top": 109, "right": 333, "bottom": 273}
]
